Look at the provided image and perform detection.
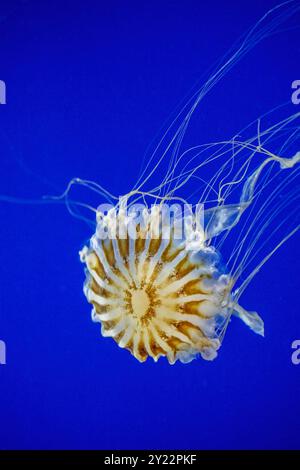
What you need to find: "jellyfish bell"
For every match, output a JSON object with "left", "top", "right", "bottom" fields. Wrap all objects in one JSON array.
[{"left": 79, "top": 200, "right": 232, "bottom": 363}]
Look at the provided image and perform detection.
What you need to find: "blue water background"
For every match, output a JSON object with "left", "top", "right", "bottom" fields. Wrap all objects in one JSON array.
[{"left": 0, "top": 0, "right": 299, "bottom": 449}]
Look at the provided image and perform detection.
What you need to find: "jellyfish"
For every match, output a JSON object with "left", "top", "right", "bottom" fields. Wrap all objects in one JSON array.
[
  {"left": 74, "top": 2, "right": 300, "bottom": 364},
  {"left": 78, "top": 142, "right": 299, "bottom": 364}
]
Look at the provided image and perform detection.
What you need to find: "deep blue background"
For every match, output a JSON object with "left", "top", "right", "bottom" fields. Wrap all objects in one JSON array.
[{"left": 0, "top": 0, "right": 299, "bottom": 450}]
